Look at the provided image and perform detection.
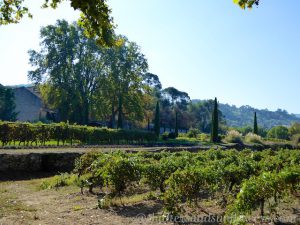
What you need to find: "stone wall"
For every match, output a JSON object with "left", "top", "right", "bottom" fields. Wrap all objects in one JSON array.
[{"left": 0, "top": 152, "right": 83, "bottom": 173}]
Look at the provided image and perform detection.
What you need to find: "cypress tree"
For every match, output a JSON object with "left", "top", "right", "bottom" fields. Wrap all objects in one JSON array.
[
  {"left": 117, "top": 96, "right": 123, "bottom": 129},
  {"left": 253, "top": 112, "right": 258, "bottom": 135},
  {"left": 154, "top": 101, "right": 160, "bottom": 137},
  {"left": 175, "top": 110, "right": 179, "bottom": 137},
  {"left": 210, "top": 97, "right": 219, "bottom": 143},
  {"left": 110, "top": 101, "right": 115, "bottom": 129}
]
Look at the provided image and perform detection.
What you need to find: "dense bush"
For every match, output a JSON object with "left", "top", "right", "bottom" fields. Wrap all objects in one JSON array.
[
  {"left": 168, "top": 132, "right": 177, "bottom": 139},
  {"left": 292, "top": 134, "right": 300, "bottom": 148},
  {"left": 245, "top": 133, "right": 263, "bottom": 144},
  {"left": 224, "top": 130, "right": 243, "bottom": 144},
  {"left": 267, "top": 125, "right": 290, "bottom": 140},
  {"left": 289, "top": 122, "right": 300, "bottom": 136},
  {"left": 0, "top": 121, "right": 157, "bottom": 146},
  {"left": 187, "top": 128, "right": 200, "bottom": 138}
]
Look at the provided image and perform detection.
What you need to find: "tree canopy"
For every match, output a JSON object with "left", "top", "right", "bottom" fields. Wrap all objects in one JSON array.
[
  {"left": 0, "top": 0, "right": 114, "bottom": 46},
  {"left": 28, "top": 20, "right": 148, "bottom": 126},
  {"left": 0, "top": 84, "right": 17, "bottom": 121},
  {"left": 233, "top": 0, "right": 260, "bottom": 9}
]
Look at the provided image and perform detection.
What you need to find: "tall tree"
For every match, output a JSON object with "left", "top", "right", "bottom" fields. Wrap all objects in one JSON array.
[
  {"left": 211, "top": 97, "right": 219, "bottom": 143},
  {"left": 160, "top": 87, "right": 190, "bottom": 131},
  {"left": 154, "top": 101, "right": 160, "bottom": 137},
  {"left": 188, "top": 100, "right": 226, "bottom": 134},
  {"left": 175, "top": 110, "right": 179, "bottom": 137},
  {"left": 0, "top": 85, "right": 17, "bottom": 121},
  {"left": 101, "top": 36, "right": 148, "bottom": 128},
  {"left": 141, "top": 73, "right": 162, "bottom": 130},
  {"left": 253, "top": 112, "right": 258, "bottom": 135},
  {"left": 28, "top": 20, "right": 106, "bottom": 125},
  {"left": 117, "top": 96, "right": 123, "bottom": 129}
]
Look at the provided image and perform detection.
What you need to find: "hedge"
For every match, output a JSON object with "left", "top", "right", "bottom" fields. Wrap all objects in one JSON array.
[{"left": 0, "top": 122, "right": 157, "bottom": 146}]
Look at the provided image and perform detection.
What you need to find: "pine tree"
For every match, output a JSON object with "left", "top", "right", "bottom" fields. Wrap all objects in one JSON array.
[
  {"left": 154, "top": 101, "right": 160, "bottom": 137},
  {"left": 253, "top": 112, "right": 258, "bottom": 135},
  {"left": 210, "top": 97, "right": 219, "bottom": 143},
  {"left": 175, "top": 110, "right": 179, "bottom": 137}
]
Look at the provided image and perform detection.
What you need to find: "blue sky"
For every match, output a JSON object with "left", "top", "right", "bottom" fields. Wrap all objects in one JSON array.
[{"left": 1, "top": 0, "right": 300, "bottom": 113}]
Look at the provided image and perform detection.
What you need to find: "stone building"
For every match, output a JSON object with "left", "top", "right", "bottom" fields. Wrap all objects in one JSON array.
[{"left": 13, "top": 86, "right": 55, "bottom": 122}]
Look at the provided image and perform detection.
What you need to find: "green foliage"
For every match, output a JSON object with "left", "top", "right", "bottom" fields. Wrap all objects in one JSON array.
[
  {"left": 244, "top": 132, "right": 263, "bottom": 144},
  {"left": 161, "top": 132, "right": 169, "bottom": 141},
  {"left": 0, "top": 122, "right": 157, "bottom": 146},
  {"left": 73, "top": 148, "right": 300, "bottom": 220},
  {"left": 0, "top": 85, "right": 17, "bottom": 121},
  {"left": 224, "top": 130, "right": 243, "bottom": 144},
  {"left": 40, "top": 173, "right": 78, "bottom": 190},
  {"left": 291, "top": 134, "right": 300, "bottom": 148},
  {"left": 219, "top": 103, "right": 299, "bottom": 129},
  {"left": 160, "top": 87, "right": 191, "bottom": 132},
  {"left": 67, "top": 149, "right": 300, "bottom": 224},
  {"left": 168, "top": 132, "right": 177, "bottom": 139},
  {"left": 28, "top": 21, "right": 148, "bottom": 126},
  {"left": 289, "top": 122, "right": 300, "bottom": 136},
  {"left": 211, "top": 97, "right": 219, "bottom": 143},
  {"left": 233, "top": 0, "right": 260, "bottom": 9},
  {"left": 188, "top": 99, "right": 226, "bottom": 134},
  {"left": 102, "top": 155, "right": 140, "bottom": 195},
  {"left": 267, "top": 126, "right": 290, "bottom": 140},
  {"left": 154, "top": 101, "right": 160, "bottom": 137},
  {"left": 187, "top": 128, "right": 200, "bottom": 138},
  {"left": 174, "top": 111, "right": 178, "bottom": 137},
  {"left": 226, "top": 167, "right": 299, "bottom": 224},
  {"left": 0, "top": 0, "right": 114, "bottom": 46},
  {"left": 253, "top": 112, "right": 258, "bottom": 135}
]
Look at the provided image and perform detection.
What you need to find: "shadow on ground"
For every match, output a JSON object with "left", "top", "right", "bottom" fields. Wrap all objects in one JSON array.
[
  {"left": 0, "top": 171, "right": 58, "bottom": 181},
  {"left": 112, "top": 201, "right": 163, "bottom": 218}
]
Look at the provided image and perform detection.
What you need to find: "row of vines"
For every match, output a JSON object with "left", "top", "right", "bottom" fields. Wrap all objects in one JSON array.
[
  {"left": 0, "top": 122, "right": 157, "bottom": 146},
  {"left": 72, "top": 149, "right": 300, "bottom": 225}
]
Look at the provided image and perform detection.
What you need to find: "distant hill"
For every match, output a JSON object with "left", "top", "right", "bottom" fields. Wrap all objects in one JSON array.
[{"left": 192, "top": 100, "right": 300, "bottom": 128}]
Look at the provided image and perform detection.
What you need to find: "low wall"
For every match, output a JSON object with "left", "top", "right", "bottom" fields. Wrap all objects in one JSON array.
[
  {"left": 0, "top": 143, "right": 295, "bottom": 173},
  {"left": 0, "top": 152, "right": 83, "bottom": 173}
]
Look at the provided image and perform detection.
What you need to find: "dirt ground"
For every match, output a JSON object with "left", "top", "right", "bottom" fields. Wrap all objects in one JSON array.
[
  {"left": 0, "top": 174, "right": 299, "bottom": 225},
  {"left": 0, "top": 176, "right": 168, "bottom": 225}
]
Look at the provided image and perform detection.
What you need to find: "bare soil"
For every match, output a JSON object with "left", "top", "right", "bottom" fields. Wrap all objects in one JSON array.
[{"left": 0, "top": 177, "right": 165, "bottom": 225}]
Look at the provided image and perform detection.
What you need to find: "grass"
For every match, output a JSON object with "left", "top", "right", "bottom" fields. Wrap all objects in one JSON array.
[
  {"left": 98, "top": 192, "right": 152, "bottom": 209},
  {"left": 39, "top": 173, "right": 79, "bottom": 190}
]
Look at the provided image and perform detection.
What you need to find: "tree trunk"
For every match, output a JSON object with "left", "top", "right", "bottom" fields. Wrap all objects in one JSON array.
[{"left": 260, "top": 198, "right": 265, "bottom": 217}]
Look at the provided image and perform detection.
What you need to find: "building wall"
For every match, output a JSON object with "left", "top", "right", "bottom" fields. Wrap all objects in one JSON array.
[{"left": 14, "top": 87, "right": 43, "bottom": 122}]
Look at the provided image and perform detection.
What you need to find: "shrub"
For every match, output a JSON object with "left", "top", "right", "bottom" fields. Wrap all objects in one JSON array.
[
  {"left": 187, "top": 128, "right": 200, "bottom": 138},
  {"left": 245, "top": 133, "right": 263, "bottom": 144},
  {"left": 224, "top": 130, "right": 243, "bottom": 144},
  {"left": 168, "top": 132, "right": 177, "bottom": 139},
  {"left": 199, "top": 133, "right": 210, "bottom": 142},
  {"left": 0, "top": 122, "right": 157, "bottom": 146},
  {"left": 289, "top": 122, "right": 300, "bottom": 136},
  {"left": 292, "top": 134, "right": 300, "bottom": 148},
  {"left": 162, "top": 132, "right": 169, "bottom": 140},
  {"left": 267, "top": 126, "right": 289, "bottom": 140},
  {"left": 40, "top": 173, "right": 77, "bottom": 190}
]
